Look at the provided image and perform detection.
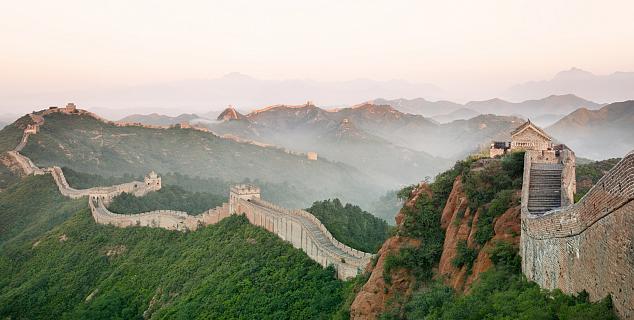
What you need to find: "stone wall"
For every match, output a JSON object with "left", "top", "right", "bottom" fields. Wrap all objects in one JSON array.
[
  {"left": 521, "top": 150, "right": 634, "bottom": 319},
  {"left": 7, "top": 108, "right": 374, "bottom": 280},
  {"left": 90, "top": 198, "right": 230, "bottom": 231},
  {"left": 49, "top": 166, "right": 158, "bottom": 202},
  {"left": 234, "top": 198, "right": 372, "bottom": 279}
]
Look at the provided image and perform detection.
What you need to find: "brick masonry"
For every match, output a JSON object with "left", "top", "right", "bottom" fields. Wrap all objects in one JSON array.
[{"left": 521, "top": 149, "right": 634, "bottom": 319}]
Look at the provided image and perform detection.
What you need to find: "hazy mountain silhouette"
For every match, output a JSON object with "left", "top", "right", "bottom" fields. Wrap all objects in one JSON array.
[
  {"left": 504, "top": 68, "right": 634, "bottom": 102},
  {"left": 0, "top": 73, "right": 444, "bottom": 114},
  {"left": 118, "top": 113, "right": 203, "bottom": 126},
  {"left": 377, "top": 94, "right": 599, "bottom": 120},
  {"left": 431, "top": 108, "right": 480, "bottom": 123},
  {"left": 546, "top": 100, "right": 634, "bottom": 159}
]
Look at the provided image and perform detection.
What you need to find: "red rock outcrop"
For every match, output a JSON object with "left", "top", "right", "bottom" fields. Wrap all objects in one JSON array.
[
  {"left": 437, "top": 176, "right": 520, "bottom": 292},
  {"left": 350, "top": 183, "right": 429, "bottom": 320},
  {"left": 351, "top": 171, "right": 522, "bottom": 318}
]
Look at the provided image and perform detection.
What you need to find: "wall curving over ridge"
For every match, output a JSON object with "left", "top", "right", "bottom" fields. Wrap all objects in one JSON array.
[
  {"left": 521, "top": 150, "right": 634, "bottom": 319},
  {"left": 2, "top": 109, "right": 374, "bottom": 280}
]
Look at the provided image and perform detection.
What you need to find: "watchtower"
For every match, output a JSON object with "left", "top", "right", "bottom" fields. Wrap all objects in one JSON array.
[
  {"left": 144, "top": 170, "right": 162, "bottom": 191},
  {"left": 65, "top": 103, "right": 77, "bottom": 113},
  {"left": 510, "top": 120, "right": 552, "bottom": 151},
  {"left": 25, "top": 124, "right": 39, "bottom": 134},
  {"left": 229, "top": 184, "right": 261, "bottom": 214}
]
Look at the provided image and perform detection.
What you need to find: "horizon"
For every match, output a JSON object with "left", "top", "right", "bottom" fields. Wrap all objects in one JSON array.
[{"left": 3, "top": 0, "right": 634, "bottom": 113}]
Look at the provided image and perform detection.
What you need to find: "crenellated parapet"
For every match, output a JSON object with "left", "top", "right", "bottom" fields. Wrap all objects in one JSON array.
[
  {"left": 521, "top": 149, "right": 634, "bottom": 319},
  {"left": 90, "top": 197, "right": 230, "bottom": 231},
  {"left": 232, "top": 197, "right": 373, "bottom": 279}
]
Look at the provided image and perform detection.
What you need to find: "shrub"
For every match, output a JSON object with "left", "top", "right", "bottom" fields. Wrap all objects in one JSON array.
[
  {"left": 399, "top": 267, "right": 618, "bottom": 319},
  {"left": 306, "top": 199, "right": 391, "bottom": 253},
  {"left": 473, "top": 189, "right": 516, "bottom": 245},
  {"left": 452, "top": 240, "right": 479, "bottom": 272},
  {"left": 488, "top": 241, "right": 521, "bottom": 273},
  {"left": 397, "top": 185, "right": 415, "bottom": 201}
]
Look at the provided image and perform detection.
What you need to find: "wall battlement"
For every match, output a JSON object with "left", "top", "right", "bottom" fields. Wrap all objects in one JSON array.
[{"left": 521, "top": 149, "right": 634, "bottom": 319}]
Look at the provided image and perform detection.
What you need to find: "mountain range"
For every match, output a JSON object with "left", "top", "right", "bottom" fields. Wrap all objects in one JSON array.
[
  {"left": 504, "top": 68, "right": 634, "bottom": 103},
  {"left": 377, "top": 94, "right": 601, "bottom": 120},
  {"left": 207, "top": 102, "right": 523, "bottom": 169},
  {"left": 6, "top": 111, "right": 383, "bottom": 208},
  {"left": 6, "top": 68, "right": 633, "bottom": 117},
  {"left": 546, "top": 100, "right": 634, "bottom": 159}
]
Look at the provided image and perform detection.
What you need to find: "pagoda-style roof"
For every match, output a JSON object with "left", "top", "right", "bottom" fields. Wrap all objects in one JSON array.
[{"left": 511, "top": 120, "right": 552, "bottom": 141}]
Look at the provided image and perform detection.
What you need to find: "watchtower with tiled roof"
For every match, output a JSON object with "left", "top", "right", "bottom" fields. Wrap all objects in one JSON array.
[{"left": 510, "top": 120, "right": 552, "bottom": 151}]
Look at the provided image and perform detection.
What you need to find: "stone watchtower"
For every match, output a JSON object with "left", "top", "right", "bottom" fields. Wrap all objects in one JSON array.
[
  {"left": 65, "top": 103, "right": 77, "bottom": 113},
  {"left": 229, "top": 184, "right": 261, "bottom": 214},
  {"left": 510, "top": 120, "right": 552, "bottom": 151},
  {"left": 144, "top": 170, "right": 162, "bottom": 191}
]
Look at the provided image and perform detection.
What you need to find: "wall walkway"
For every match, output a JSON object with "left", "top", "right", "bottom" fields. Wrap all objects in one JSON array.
[{"left": 521, "top": 149, "right": 634, "bottom": 319}]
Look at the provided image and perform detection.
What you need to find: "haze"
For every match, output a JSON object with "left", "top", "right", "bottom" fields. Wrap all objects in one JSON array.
[{"left": 2, "top": 0, "right": 634, "bottom": 114}]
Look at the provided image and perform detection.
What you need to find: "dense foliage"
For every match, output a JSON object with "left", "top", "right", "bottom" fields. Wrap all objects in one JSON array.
[
  {"left": 383, "top": 158, "right": 474, "bottom": 285},
  {"left": 0, "top": 175, "right": 85, "bottom": 247},
  {"left": 451, "top": 240, "right": 478, "bottom": 272},
  {"left": 0, "top": 164, "right": 19, "bottom": 190},
  {"left": 107, "top": 185, "right": 225, "bottom": 215},
  {"left": 462, "top": 152, "right": 523, "bottom": 212},
  {"left": 472, "top": 189, "right": 518, "bottom": 245},
  {"left": 0, "top": 177, "right": 351, "bottom": 319},
  {"left": 575, "top": 158, "right": 620, "bottom": 202},
  {"left": 0, "top": 115, "right": 29, "bottom": 153},
  {"left": 391, "top": 243, "right": 617, "bottom": 320},
  {"left": 464, "top": 152, "right": 523, "bottom": 245},
  {"left": 62, "top": 167, "right": 142, "bottom": 189},
  {"left": 306, "top": 199, "right": 391, "bottom": 253}
]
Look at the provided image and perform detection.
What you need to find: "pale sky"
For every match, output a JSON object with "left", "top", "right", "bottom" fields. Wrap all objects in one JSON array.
[{"left": 1, "top": 0, "right": 634, "bottom": 103}]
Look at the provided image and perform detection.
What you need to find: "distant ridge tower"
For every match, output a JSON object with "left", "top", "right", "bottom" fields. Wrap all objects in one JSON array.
[
  {"left": 229, "top": 184, "right": 261, "bottom": 214},
  {"left": 144, "top": 171, "right": 162, "bottom": 191},
  {"left": 65, "top": 103, "right": 77, "bottom": 113}
]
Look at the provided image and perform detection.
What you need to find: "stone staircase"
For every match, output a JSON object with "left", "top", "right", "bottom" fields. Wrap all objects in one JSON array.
[{"left": 528, "top": 163, "right": 563, "bottom": 214}]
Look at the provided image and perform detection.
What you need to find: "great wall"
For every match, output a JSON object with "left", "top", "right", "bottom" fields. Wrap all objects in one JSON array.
[
  {"left": 3, "top": 104, "right": 633, "bottom": 317},
  {"left": 4, "top": 105, "right": 372, "bottom": 280},
  {"left": 491, "top": 121, "right": 634, "bottom": 319}
]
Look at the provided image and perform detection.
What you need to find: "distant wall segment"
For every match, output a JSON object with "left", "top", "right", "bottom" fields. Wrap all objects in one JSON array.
[{"left": 4, "top": 109, "right": 373, "bottom": 280}]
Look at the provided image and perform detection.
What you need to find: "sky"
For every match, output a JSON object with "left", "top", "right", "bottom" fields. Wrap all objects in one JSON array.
[{"left": 1, "top": 0, "right": 634, "bottom": 110}]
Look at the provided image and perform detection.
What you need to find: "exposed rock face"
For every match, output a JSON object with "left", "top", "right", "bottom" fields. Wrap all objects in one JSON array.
[
  {"left": 436, "top": 176, "right": 521, "bottom": 292},
  {"left": 350, "top": 236, "right": 420, "bottom": 320},
  {"left": 350, "top": 164, "right": 524, "bottom": 318},
  {"left": 350, "top": 183, "right": 430, "bottom": 320}
]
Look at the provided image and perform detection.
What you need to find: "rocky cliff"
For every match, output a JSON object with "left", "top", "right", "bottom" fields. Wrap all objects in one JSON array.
[
  {"left": 437, "top": 176, "right": 520, "bottom": 292},
  {"left": 350, "top": 183, "right": 430, "bottom": 319},
  {"left": 350, "top": 158, "right": 523, "bottom": 319}
]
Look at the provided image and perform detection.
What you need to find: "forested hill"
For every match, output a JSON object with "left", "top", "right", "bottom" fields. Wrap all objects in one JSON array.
[
  {"left": 0, "top": 175, "right": 353, "bottom": 319},
  {"left": 306, "top": 199, "right": 391, "bottom": 253},
  {"left": 10, "top": 111, "right": 382, "bottom": 207}
]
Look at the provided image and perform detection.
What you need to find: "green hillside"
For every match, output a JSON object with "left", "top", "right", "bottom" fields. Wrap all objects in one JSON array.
[
  {"left": 0, "top": 176, "right": 352, "bottom": 319},
  {"left": 307, "top": 199, "right": 391, "bottom": 253},
  {"left": 575, "top": 158, "right": 621, "bottom": 202},
  {"left": 17, "top": 112, "right": 381, "bottom": 207}
]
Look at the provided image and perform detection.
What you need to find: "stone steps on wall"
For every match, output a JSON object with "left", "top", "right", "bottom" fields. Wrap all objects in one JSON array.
[{"left": 528, "top": 164, "right": 563, "bottom": 215}]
